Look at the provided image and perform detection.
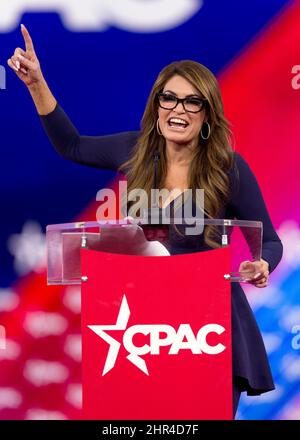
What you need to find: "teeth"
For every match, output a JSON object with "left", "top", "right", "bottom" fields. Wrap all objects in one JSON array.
[{"left": 169, "top": 118, "right": 188, "bottom": 125}]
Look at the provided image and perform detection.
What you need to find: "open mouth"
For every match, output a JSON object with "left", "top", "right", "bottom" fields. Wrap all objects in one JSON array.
[{"left": 168, "top": 117, "right": 189, "bottom": 130}]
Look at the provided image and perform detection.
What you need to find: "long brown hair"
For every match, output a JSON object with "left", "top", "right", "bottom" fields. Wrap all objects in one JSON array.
[{"left": 119, "top": 60, "right": 234, "bottom": 248}]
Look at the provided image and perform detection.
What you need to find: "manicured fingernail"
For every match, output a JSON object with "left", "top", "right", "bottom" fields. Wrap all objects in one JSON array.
[
  {"left": 20, "top": 68, "right": 27, "bottom": 74},
  {"left": 11, "top": 60, "right": 19, "bottom": 71},
  {"left": 254, "top": 272, "right": 262, "bottom": 279},
  {"left": 16, "top": 61, "right": 20, "bottom": 69}
]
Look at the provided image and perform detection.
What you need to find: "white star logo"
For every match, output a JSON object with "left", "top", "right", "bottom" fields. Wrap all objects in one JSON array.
[{"left": 88, "top": 294, "right": 149, "bottom": 376}]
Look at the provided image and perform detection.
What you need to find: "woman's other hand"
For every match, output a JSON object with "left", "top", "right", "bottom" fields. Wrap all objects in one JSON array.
[{"left": 239, "top": 258, "right": 270, "bottom": 288}]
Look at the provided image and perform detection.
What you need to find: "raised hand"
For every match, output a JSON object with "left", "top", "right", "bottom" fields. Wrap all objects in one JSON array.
[
  {"left": 7, "top": 24, "right": 56, "bottom": 115},
  {"left": 7, "top": 24, "right": 43, "bottom": 87}
]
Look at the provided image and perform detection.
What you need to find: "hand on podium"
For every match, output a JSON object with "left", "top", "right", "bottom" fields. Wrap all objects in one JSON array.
[{"left": 239, "top": 259, "right": 269, "bottom": 288}]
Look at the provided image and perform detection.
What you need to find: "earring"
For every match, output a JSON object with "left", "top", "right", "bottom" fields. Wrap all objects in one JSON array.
[
  {"left": 156, "top": 119, "right": 163, "bottom": 136},
  {"left": 200, "top": 121, "right": 211, "bottom": 140}
]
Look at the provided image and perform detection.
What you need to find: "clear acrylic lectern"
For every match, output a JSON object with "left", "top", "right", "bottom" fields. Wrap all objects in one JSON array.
[{"left": 46, "top": 219, "right": 262, "bottom": 285}]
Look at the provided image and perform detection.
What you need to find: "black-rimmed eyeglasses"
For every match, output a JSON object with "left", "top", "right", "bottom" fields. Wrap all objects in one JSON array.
[{"left": 156, "top": 92, "right": 206, "bottom": 113}]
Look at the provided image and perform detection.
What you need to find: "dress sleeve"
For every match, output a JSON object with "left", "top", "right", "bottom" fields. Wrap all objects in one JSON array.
[
  {"left": 39, "top": 103, "right": 139, "bottom": 171},
  {"left": 228, "top": 152, "right": 283, "bottom": 273}
]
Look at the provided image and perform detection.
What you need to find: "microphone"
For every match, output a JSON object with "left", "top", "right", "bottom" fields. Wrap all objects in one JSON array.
[
  {"left": 151, "top": 150, "right": 163, "bottom": 223},
  {"left": 142, "top": 151, "right": 161, "bottom": 224},
  {"left": 153, "top": 150, "right": 160, "bottom": 191},
  {"left": 153, "top": 150, "right": 161, "bottom": 211}
]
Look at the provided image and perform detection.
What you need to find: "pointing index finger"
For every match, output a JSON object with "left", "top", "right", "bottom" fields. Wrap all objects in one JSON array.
[{"left": 21, "top": 23, "right": 34, "bottom": 52}]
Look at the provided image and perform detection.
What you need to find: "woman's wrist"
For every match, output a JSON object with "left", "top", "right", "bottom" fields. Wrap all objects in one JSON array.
[
  {"left": 28, "top": 77, "right": 57, "bottom": 116},
  {"left": 260, "top": 258, "right": 270, "bottom": 272}
]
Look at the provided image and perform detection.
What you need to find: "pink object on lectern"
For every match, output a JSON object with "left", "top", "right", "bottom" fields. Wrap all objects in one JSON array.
[{"left": 80, "top": 247, "right": 232, "bottom": 420}]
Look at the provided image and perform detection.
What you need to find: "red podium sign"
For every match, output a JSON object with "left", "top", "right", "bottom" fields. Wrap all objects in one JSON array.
[{"left": 81, "top": 247, "right": 232, "bottom": 419}]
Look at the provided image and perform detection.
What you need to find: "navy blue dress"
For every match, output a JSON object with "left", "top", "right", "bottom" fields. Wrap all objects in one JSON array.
[{"left": 40, "top": 104, "right": 283, "bottom": 395}]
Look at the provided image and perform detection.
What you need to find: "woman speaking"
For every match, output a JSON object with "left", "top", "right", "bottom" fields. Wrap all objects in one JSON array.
[{"left": 8, "top": 24, "right": 283, "bottom": 417}]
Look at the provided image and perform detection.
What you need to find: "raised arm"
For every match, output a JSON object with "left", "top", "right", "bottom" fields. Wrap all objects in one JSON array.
[
  {"left": 40, "top": 104, "right": 139, "bottom": 170},
  {"left": 8, "top": 24, "right": 139, "bottom": 171}
]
